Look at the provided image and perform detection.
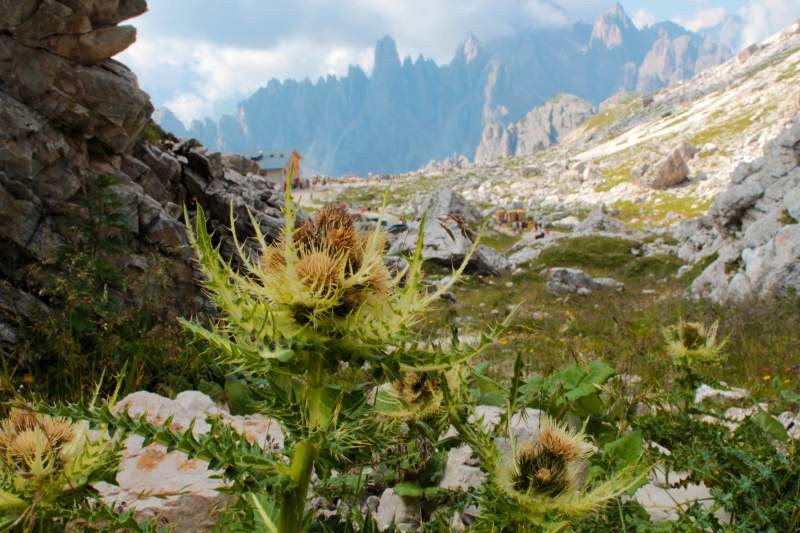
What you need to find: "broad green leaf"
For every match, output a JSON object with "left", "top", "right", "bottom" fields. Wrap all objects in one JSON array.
[
  {"left": 750, "top": 410, "right": 789, "bottom": 443},
  {"left": 585, "top": 360, "right": 616, "bottom": 385},
  {"left": 780, "top": 389, "right": 800, "bottom": 404},
  {"left": 603, "top": 431, "right": 644, "bottom": 470},
  {"left": 564, "top": 383, "right": 598, "bottom": 402},
  {"left": 558, "top": 365, "right": 584, "bottom": 389}
]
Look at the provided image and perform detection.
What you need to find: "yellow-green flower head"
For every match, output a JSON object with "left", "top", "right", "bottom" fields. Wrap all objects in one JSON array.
[
  {"left": 664, "top": 319, "right": 726, "bottom": 368},
  {"left": 0, "top": 409, "right": 75, "bottom": 475},
  {"left": 392, "top": 372, "right": 443, "bottom": 418},
  {"left": 492, "top": 414, "right": 644, "bottom": 527},
  {"left": 263, "top": 204, "right": 392, "bottom": 319},
  {"left": 0, "top": 409, "right": 112, "bottom": 507},
  {"left": 184, "top": 181, "right": 481, "bottom": 375},
  {"left": 511, "top": 416, "right": 591, "bottom": 497}
]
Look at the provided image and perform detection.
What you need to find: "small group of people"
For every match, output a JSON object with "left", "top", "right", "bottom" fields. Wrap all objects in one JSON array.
[
  {"left": 283, "top": 177, "right": 312, "bottom": 191},
  {"left": 509, "top": 217, "right": 549, "bottom": 239}
]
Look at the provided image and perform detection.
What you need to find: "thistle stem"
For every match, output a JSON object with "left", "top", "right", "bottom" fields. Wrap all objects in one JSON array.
[
  {"left": 279, "top": 438, "right": 319, "bottom": 533},
  {"left": 278, "top": 354, "right": 327, "bottom": 532}
]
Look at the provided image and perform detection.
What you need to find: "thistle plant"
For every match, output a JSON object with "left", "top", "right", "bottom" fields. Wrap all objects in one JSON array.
[
  {"left": 450, "top": 407, "right": 644, "bottom": 531},
  {"left": 509, "top": 416, "right": 592, "bottom": 498},
  {"left": 664, "top": 319, "right": 727, "bottom": 403},
  {"left": 664, "top": 319, "right": 726, "bottom": 370},
  {"left": 182, "top": 157, "right": 500, "bottom": 531},
  {"left": 0, "top": 408, "right": 114, "bottom": 531}
]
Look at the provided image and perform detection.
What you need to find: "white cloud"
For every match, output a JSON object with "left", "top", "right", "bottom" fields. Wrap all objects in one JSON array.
[
  {"left": 739, "top": 0, "right": 800, "bottom": 47},
  {"left": 632, "top": 9, "right": 657, "bottom": 29},
  {"left": 120, "top": 36, "right": 373, "bottom": 124},
  {"left": 673, "top": 7, "right": 728, "bottom": 31}
]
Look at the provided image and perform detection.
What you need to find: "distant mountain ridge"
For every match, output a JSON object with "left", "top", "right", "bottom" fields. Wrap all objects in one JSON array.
[{"left": 156, "top": 3, "right": 732, "bottom": 176}]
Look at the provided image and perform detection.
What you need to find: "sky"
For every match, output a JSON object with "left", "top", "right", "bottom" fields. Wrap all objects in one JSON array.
[{"left": 118, "top": 0, "right": 800, "bottom": 125}]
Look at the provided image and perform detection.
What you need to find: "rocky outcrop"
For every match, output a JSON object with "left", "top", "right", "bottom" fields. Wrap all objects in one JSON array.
[
  {"left": 475, "top": 95, "right": 596, "bottom": 163},
  {"left": 574, "top": 206, "right": 632, "bottom": 235},
  {"left": 391, "top": 190, "right": 508, "bottom": 275},
  {"left": 475, "top": 123, "right": 516, "bottom": 163},
  {"left": 546, "top": 267, "right": 624, "bottom": 296},
  {"left": 0, "top": 0, "right": 288, "bottom": 356},
  {"left": 417, "top": 187, "right": 483, "bottom": 226},
  {"left": 389, "top": 218, "right": 509, "bottom": 276},
  {"left": 637, "top": 29, "right": 728, "bottom": 93},
  {"left": 633, "top": 144, "right": 696, "bottom": 190},
  {"left": 651, "top": 148, "right": 690, "bottom": 189},
  {"left": 692, "top": 113, "right": 800, "bottom": 302}
]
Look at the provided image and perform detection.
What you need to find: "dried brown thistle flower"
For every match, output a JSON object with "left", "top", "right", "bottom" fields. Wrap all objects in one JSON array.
[
  {"left": 8, "top": 408, "right": 36, "bottom": 431},
  {"left": 296, "top": 251, "right": 342, "bottom": 295},
  {"left": 391, "top": 372, "right": 442, "bottom": 418}
]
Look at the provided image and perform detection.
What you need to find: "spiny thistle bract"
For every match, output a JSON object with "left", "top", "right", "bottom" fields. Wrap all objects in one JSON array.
[
  {"left": 488, "top": 415, "right": 645, "bottom": 529},
  {"left": 664, "top": 319, "right": 727, "bottom": 369},
  {"left": 0, "top": 408, "right": 113, "bottom": 519}
]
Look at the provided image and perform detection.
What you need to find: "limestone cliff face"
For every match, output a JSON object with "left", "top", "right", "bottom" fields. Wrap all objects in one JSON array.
[
  {"left": 475, "top": 95, "right": 595, "bottom": 163},
  {"left": 0, "top": 0, "right": 288, "bottom": 354},
  {"left": 691, "top": 113, "right": 800, "bottom": 302}
]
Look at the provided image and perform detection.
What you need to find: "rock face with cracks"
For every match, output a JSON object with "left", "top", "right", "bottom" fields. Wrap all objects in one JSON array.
[
  {"left": 0, "top": 0, "right": 289, "bottom": 356},
  {"left": 692, "top": 113, "right": 800, "bottom": 302}
]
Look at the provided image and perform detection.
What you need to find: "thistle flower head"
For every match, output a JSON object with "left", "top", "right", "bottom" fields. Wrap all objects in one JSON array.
[
  {"left": 664, "top": 319, "right": 727, "bottom": 369},
  {"left": 8, "top": 408, "right": 37, "bottom": 431},
  {"left": 296, "top": 251, "right": 343, "bottom": 296},
  {"left": 40, "top": 417, "right": 74, "bottom": 447},
  {"left": 184, "top": 170, "right": 481, "bottom": 378},
  {"left": 511, "top": 416, "right": 591, "bottom": 497},
  {"left": 0, "top": 410, "right": 113, "bottom": 505},
  {"left": 0, "top": 411, "right": 74, "bottom": 473},
  {"left": 264, "top": 205, "right": 392, "bottom": 316},
  {"left": 392, "top": 372, "right": 443, "bottom": 418}
]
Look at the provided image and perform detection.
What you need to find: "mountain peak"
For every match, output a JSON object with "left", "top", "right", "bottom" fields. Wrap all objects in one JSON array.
[
  {"left": 459, "top": 33, "right": 483, "bottom": 63},
  {"left": 373, "top": 35, "right": 400, "bottom": 76},
  {"left": 591, "top": 2, "right": 636, "bottom": 49},
  {"left": 607, "top": 2, "right": 627, "bottom": 18}
]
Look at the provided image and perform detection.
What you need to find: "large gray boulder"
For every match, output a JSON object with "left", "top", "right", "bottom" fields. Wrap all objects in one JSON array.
[
  {"left": 692, "top": 113, "right": 800, "bottom": 301},
  {"left": 638, "top": 148, "right": 690, "bottom": 189},
  {"left": 547, "top": 267, "right": 624, "bottom": 295},
  {"left": 390, "top": 216, "right": 509, "bottom": 276},
  {"left": 417, "top": 187, "right": 482, "bottom": 226},
  {"left": 395, "top": 190, "right": 508, "bottom": 275}
]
